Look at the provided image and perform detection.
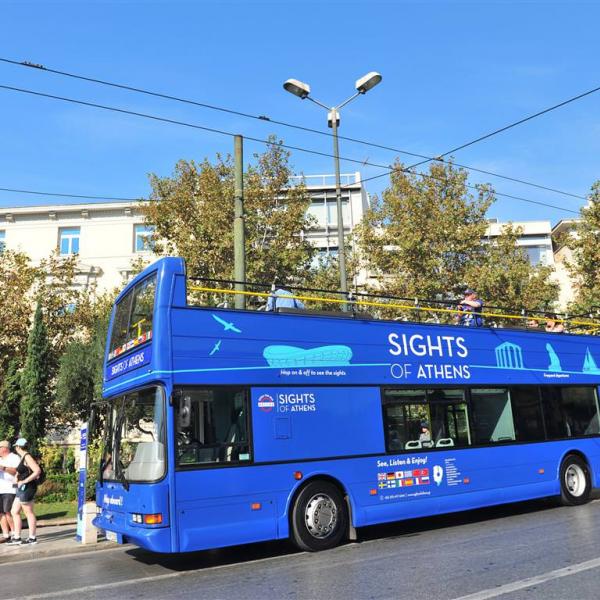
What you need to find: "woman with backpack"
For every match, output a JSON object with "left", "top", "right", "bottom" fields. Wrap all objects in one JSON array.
[{"left": 8, "top": 438, "right": 42, "bottom": 545}]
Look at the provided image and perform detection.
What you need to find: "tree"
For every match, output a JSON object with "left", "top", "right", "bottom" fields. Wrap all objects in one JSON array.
[
  {"left": 0, "top": 359, "right": 22, "bottom": 440},
  {"left": 354, "top": 161, "right": 559, "bottom": 319},
  {"left": 144, "top": 140, "right": 317, "bottom": 298},
  {"left": 55, "top": 311, "right": 109, "bottom": 424},
  {"left": 19, "top": 303, "right": 51, "bottom": 447},
  {"left": 567, "top": 183, "right": 600, "bottom": 316},
  {"left": 0, "top": 250, "right": 38, "bottom": 374},
  {"left": 465, "top": 224, "right": 559, "bottom": 320}
]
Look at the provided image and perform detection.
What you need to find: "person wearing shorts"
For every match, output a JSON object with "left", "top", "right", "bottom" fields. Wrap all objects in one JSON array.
[
  {"left": 9, "top": 438, "right": 41, "bottom": 546},
  {"left": 0, "top": 440, "right": 19, "bottom": 544}
]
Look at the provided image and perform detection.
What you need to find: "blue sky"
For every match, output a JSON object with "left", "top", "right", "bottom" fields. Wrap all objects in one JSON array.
[{"left": 1, "top": 0, "right": 599, "bottom": 224}]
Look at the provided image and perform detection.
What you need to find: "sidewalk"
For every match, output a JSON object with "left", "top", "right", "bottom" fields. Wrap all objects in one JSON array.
[{"left": 0, "top": 523, "right": 121, "bottom": 564}]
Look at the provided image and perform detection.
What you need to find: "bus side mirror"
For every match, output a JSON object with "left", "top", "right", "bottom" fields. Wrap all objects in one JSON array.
[{"left": 177, "top": 396, "right": 191, "bottom": 429}]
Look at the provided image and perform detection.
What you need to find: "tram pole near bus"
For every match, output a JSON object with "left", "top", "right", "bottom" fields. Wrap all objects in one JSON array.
[
  {"left": 234, "top": 134, "right": 246, "bottom": 309},
  {"left": 283, "top": 72, "right": 382, "bottom": 311}
]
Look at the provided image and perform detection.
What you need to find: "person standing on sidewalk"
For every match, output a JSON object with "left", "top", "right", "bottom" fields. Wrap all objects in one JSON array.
[
  {"left": 8, "top": 439, "right": 41, "bottom": 546},
  {"left": 0, "top": 440, "right": 19, "bottom": 544}
]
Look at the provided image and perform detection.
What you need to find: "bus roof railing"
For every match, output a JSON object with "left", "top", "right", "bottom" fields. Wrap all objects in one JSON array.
[{"left": 186, "top": 276, "right": 600, "bottom": 334}]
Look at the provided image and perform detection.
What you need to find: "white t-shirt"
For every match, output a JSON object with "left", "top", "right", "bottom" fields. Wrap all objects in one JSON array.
[{"left": 0, "top": 452, "right": 20, "bottom": 494}]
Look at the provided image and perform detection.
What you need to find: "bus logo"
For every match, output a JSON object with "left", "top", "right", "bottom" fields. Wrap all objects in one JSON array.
[{"left": 258, "top": 394, "right": 275, "bottom": 412}]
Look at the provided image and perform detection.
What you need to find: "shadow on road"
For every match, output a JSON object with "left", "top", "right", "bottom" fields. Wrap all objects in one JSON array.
[{"left": 125, "top": 497, "right": 560, "bottom": 573}]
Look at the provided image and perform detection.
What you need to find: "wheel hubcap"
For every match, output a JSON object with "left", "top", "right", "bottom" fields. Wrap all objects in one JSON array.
[
  {"left": 305, "top": 493, "right": 338, "bottom": 539},
  {"left": 565, "top": 464, "right": 586, "bottom": 497}
]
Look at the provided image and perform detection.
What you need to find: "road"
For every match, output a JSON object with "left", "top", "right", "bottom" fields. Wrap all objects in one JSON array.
[{"left": 3, "top": 498, "right": 600, "bottom": 600}]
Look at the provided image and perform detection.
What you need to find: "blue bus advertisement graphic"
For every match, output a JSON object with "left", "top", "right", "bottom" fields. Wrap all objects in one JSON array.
[{"left": 94, "top": 257, "right": 600, "bottom": 554}]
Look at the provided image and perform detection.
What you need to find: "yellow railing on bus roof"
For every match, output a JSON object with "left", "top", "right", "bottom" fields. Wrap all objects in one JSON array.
[{"left": 188, "top": 285, "right": 599, "bottom": 331}]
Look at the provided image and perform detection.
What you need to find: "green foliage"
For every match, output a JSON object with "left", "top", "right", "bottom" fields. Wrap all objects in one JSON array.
[
  {"left": 0, "top": 358, "right": 22, "bottom": 440},
  {"left": 19, "top": 303, "right": 51, "bottom": 449},
  {"left": 56, "top": 315, "right": 108, "bottom": 424},
  {"left": 354, "top": 161, "right": 559, "bottom": 319},
  {"left": 144, "top": 140, "right": 317, "bottom": 299},
  {"left": 39, "top": 443, "right": 65, "bottom": 475},
  {"left": 465, "top": 224, "right": 559, "bottom": 324},
  {"left": 567, "top": 184, "right": 600, "bottom": 317},
  {"left": 36, "top": 474, "right": 78, "bottom": 503}
]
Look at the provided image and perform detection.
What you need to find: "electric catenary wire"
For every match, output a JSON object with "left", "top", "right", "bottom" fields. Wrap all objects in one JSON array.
[
  {"left": 0, "top": 84, "right": 582, "bottom": 215},
  {"left": 406, "top": 82, "right": 600, "bottom": 171},
  {"left": 0, "top": 57, "right": 587, "bottom": 202}
]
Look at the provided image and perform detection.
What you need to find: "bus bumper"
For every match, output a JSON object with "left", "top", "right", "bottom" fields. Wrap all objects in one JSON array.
[{"left": 93, "top": 513, "right": 172, "bottom": 553}]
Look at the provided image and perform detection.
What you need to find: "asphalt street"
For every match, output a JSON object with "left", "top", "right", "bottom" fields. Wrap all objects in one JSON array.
[{"left": 3, "top": 498, "right": 600, "bottom": 600}]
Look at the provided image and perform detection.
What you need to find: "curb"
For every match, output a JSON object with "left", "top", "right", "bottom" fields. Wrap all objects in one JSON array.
[
  {"left": 37, "top": 518, "right": 78, "bottom": 528},
  {"left": 0, "top": 539, "right": 122, "bottom": 565}
]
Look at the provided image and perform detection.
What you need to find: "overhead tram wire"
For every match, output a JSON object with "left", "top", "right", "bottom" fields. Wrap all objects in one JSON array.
[
  {"left": 0, "top": 83, "right": 581, "bottom": 216},
  {"left": 338, "top": 168, "right": 581, "bottom": 215},
  {"left": 405, "top": 82, "right": 600, "bottom": 171},
  {"left": 0, "top": 56, "right": 586, "bottom": 202},
  {"left": 0, "top": 186, "right": 140, "bottom": 201}
]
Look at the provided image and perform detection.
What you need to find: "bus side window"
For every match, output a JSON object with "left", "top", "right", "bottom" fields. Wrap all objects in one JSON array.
[
  {"left": 382, "top": 389, "right": 428, "bottom": 452},
  {"left": 471, "top": 388, "right": 516, "bottom": 444},
  {"left": 542, "top": 386, "right": 600, "bottom": 439},
  {"left": 428, "top": 389, "right": 471, "bottom": 448},
  {"left": 509, "top": 386, "right": 545, "bottom": 442},
  {"left": 175, "top": 387, "right": 252, "bottom": 466}
]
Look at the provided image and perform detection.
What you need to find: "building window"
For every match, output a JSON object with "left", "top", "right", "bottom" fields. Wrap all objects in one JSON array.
[
  {"left": 59, "top": 227, "right": 80, "bottom": 256},
  {"left": 0, "top": 230, "right": 5, "bottom": 252},
  {"left": 134, "top": 224, "right": 155, "bottom": 253},
  {"left": 524, "top": 245, "right": 551, "bottom": 266}
]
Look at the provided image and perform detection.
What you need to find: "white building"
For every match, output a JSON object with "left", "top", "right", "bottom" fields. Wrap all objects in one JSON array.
[
  {"left": 0, "top": 201, "right": 154, "bottom": 292},
  {"left": 0, "top": 172, "right": 370, "bottom": 292},
  {"left": 485, "top": 219, "right": 555, "bottom": 267}
]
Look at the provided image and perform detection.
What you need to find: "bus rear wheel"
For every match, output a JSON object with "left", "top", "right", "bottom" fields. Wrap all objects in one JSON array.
[
  {"left": 291, "top": 480, "right": 348, "bottom": 552},
  {"left": 559, "top": 454, "right": 591, "bottom": 506}
]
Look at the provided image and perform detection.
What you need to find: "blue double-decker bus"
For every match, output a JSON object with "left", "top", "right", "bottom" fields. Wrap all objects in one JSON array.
[{"left": 94, "top": 257, "right": 600, "bottom": 553}]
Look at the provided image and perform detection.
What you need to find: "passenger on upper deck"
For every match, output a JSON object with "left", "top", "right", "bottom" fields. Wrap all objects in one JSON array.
[
  {"left": 456, "top": 289, "right": 484, "bottom": 327},
  {"left": 545, "top": 313, "right": 565, "bottom": 333},
  {"left": 266, "top": 283, "right": 306, "bottom": 312}
]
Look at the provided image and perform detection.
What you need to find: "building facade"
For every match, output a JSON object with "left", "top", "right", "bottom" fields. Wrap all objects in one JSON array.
[
  {"left": 0, "top": 172, "right": 371, "bottom": 292},
  {"left": 485, "top": 219, "right": 555, "bottom": 267},
  {"left": 0, "top": 201, "right": 154, "bottom": 292}
]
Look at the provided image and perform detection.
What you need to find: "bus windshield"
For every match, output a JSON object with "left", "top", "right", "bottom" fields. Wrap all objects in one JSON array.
[
  {"left": 108, "top": 274, "right": 157, "bottom": 360},
  {"left": 102, "top": 386, "right": 166, "bottom": 484}
]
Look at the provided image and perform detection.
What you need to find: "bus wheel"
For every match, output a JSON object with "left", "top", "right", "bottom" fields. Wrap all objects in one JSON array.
[
  {"left": 560, "top": 455, "right": 591, "bottom": 506},
  {"left": 291, "top": 480, "right": 348, "bottom": 552}
]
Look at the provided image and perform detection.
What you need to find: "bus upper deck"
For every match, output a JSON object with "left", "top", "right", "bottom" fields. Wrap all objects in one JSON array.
[{"left": 104, "top": 257, "right": 600, "bottom": 395}]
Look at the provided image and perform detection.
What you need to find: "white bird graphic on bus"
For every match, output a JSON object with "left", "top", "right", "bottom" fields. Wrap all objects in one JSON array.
[{"left": 211, "top": 314, "right": 242, "bottom": 333}]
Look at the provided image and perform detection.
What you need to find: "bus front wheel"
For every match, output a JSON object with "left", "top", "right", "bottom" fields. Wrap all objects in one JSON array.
[
  {"left": 291, "top": 480, "right": 348, "bottom": 552},
  {"left": 559, "top": 454, "right": 591, "bottom": 506}
]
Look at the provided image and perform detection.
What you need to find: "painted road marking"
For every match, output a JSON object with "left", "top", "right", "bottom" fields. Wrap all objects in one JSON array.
[{"left": 453, "top": 556, "right": 600, "bottom": 600}]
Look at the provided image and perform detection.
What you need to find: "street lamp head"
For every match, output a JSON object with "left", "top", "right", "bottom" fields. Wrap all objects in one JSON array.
[
  {"left": 355, "top": 71, "right": 382, "bottom": 94},
  {"left": 283, "top": 78, "right": 311, "bottom": 99}
]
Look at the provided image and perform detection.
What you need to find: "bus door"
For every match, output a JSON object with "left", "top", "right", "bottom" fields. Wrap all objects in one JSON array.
[{"left": 174, "top": 387, "right": 278, "bottom": 552}]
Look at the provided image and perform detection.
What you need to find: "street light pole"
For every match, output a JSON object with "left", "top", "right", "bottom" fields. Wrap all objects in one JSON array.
[
  {"left": 283, "top": 73, "right": 382, "bottom": 311},
  {"left": 329, "top": 109, "right": 347, "bottom": 302}
]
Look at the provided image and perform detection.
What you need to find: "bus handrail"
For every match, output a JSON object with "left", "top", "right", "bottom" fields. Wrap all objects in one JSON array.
[{"left": 187, "top": 284, "right": 600, "bottom": 331}]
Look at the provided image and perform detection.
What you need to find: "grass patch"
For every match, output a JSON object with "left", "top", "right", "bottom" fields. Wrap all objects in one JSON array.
[{"left": 35, "top": 501, "right": 78, "bottom": 521}]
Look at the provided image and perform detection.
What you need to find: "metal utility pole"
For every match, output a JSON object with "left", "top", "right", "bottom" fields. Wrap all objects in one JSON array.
[{"left": 233, "top": 135, "right": 246, "bottom": 309}]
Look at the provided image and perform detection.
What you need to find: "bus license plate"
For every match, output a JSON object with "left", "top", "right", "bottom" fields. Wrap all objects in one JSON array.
[{"left": 106, "top": 530, "right": 119, "bottom": 543}]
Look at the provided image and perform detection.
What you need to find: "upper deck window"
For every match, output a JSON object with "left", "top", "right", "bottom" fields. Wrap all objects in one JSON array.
[{"left": 109, "top": 274, "right": 157, "bottom": 360}]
